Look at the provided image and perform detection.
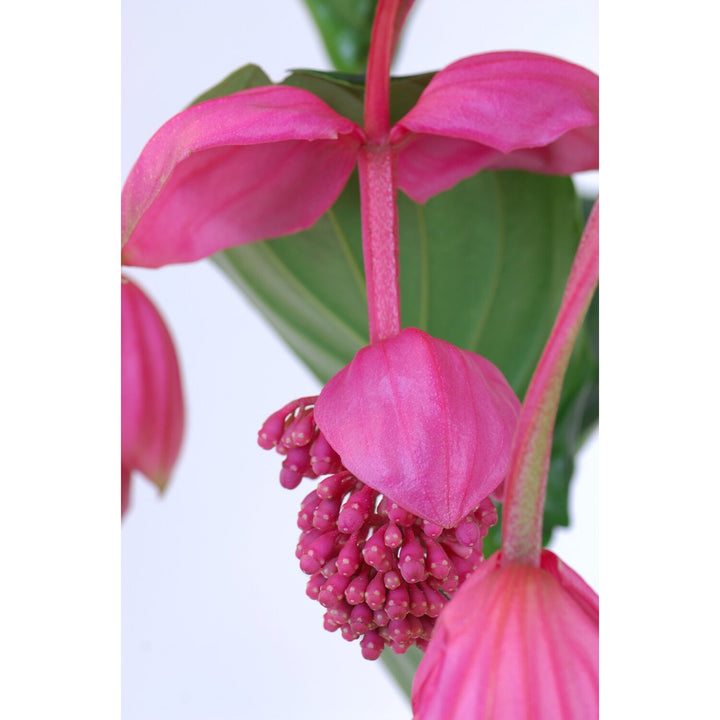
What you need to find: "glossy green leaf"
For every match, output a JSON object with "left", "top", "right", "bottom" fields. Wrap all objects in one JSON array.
[{"left": 301, "top": 0, "right": 379, "bottom": 73}]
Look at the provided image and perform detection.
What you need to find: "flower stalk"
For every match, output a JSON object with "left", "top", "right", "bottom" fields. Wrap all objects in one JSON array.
[
  {"left": 358, "top": 146, "right": 401, "bottom": 343},
  {"left": 501, "top": 200, "right": 599, "bottom": 566},
  {"left": 358, "top": 0, "right": 415, "bottom": 342}
]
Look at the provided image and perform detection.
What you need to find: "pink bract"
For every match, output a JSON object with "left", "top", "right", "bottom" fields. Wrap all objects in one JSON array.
[
  {"left": 121, "top": 86, "right": 364, "bottom": 268},
  {"left": 392, "top": 52, "right": 599, "bottom": 203},
  {"left": 121, "top": 53, "right": 597, "bottom": 270},
  {"left": 313, "top": 328, "right": 520, "bottom": 528},
  {"left": 121, "top": 277, "right": 185, "bottom": 516},
  {"left": 411, "top": 549, "right": 599, "bottom": 719}
]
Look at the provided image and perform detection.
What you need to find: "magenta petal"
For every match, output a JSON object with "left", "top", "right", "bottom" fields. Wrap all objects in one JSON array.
[
  {"left": 122, "top": 86, "right": 364, "bottom": 267},
  {"left": 392, "top": 52, "right": 599, "bottom": 202},
  {"left": 313, "top": 328, "right": 520, "bottom": 528},
  {"left": 121, "top": 277, "right": 184, "bottom": 498},
  {"left": 412, "top": 550, "right": 599, "bottom": 719}
]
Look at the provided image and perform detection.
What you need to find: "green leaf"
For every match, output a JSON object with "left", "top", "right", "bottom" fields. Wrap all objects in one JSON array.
[
  {"left": 213, "top": 177, "right": 369, "bottom": 381},
  {"left": 215, "top": 168, "right": 592, "bottom": 388},
  {"left": 301, "top": 0, "right": 379, "bottom": 73},
  {"left": 378, "top": 645, "right": 424, "bottom": 698},
  {"left": 283, "top": 69, "right": 365, "bottom": 125},
  {"left": 481, "top": 205, "right": 598, "bottom": 558},
  {"left": 282, "top": 68, "right": 435, "bottom": 126},
  {"left": 188, "top": 64, "right": 272, "bottom": 106}
]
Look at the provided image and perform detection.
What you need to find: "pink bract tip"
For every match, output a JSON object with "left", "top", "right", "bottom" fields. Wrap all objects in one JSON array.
[{"left": 121, "top": 277, "right": 184, "bottom": 518}]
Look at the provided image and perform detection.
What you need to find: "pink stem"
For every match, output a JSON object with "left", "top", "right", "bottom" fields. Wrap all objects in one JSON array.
[
  {"left": 358, "top": 145, "right": 401, "bottom": 343},
  {"left": 501, "top": 199, "right": 599, "bottom": 566},
  {"left": 364, "top": 0, "right": 416, "bottom": 143},
  {"left": 358, "top": 0, "right": 415, "bottom": 342}
]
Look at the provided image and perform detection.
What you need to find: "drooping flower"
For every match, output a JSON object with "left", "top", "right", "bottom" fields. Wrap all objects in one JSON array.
[
  {"left": 411, "top": 549, "right": 599, "bottom": 719},
  {"left": 258, "top": 328, "right": 520, "bottom": 657},
  {"left": 121, "top": 276, "right": 185, "bottom": 518}
]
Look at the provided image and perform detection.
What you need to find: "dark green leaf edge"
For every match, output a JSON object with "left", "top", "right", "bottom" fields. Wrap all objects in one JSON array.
[{"left": 189, "top": 64, "right": 272, "bottom": 107}]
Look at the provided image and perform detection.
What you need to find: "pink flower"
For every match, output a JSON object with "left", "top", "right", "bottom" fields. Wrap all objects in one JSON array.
[
  {"left": 411, "top": 549, "right": 599, "bottom": 719},
  {"left": 257, "top": 328, "right": 520, "bottom": 657},
  {"left": 120, "top": 54, "right": 597, "bottom": 269},
  {"left": 121, "top": 276, "right": 185, "bottom": 517}
]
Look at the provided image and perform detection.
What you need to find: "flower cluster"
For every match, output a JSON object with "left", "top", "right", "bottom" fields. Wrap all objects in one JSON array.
[
  {"left": 259, "top": 395, "right": 499, "bottom": 659},
  {"left": 256, "top": 327, "right": 520, "bottom": 657}
]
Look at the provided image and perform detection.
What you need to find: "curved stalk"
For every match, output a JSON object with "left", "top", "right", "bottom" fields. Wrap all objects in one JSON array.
[{"left": 501, "top": 200, "right": 599, "bottom": 566}]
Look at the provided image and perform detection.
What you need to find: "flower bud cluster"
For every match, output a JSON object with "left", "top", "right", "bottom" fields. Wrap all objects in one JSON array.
[{"left": 259, "top": 397, "right": 499, "bottom": 659}]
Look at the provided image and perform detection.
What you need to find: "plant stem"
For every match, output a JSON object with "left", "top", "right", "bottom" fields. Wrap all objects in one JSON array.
[
  {"left": 364, "top": 0, "right": 416, "bottom": 143},
  {"left": 358, "top": 0, "right": 415, "bottom": 342},
  {"left": 501, "top": 200, "right": 599, "bottom": 566},
  {"left": 358, "top": 145, "right": 401, "bottom": 343}
]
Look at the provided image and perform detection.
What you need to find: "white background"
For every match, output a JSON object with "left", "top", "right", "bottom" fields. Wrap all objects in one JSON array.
[{"left": 121, "top": 1, "right": 598, "bottom": 718}]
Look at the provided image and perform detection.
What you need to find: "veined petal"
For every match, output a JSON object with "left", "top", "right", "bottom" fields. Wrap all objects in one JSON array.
[
  {"left": 392, "top": 52, "right": 599, "bottom": 203},
  {"left": 412, "top": 550, "right": 599, "bottom": 719},
  {"left": 122, "top": 86, "right": 364, "bottom": 267},
  {"left": 314, "top": 328, "right": 520, "bottom": 528},
  {"left": 540, "top": 548, "right": 599, "bottom": 625},
  {"left": 121, "top": 277, "right": 184, "bottom": 498}
]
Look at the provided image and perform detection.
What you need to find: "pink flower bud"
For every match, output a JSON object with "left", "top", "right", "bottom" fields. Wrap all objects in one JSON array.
[{"left": 121, "top": 277, "right": 184, "bottom": 517}]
